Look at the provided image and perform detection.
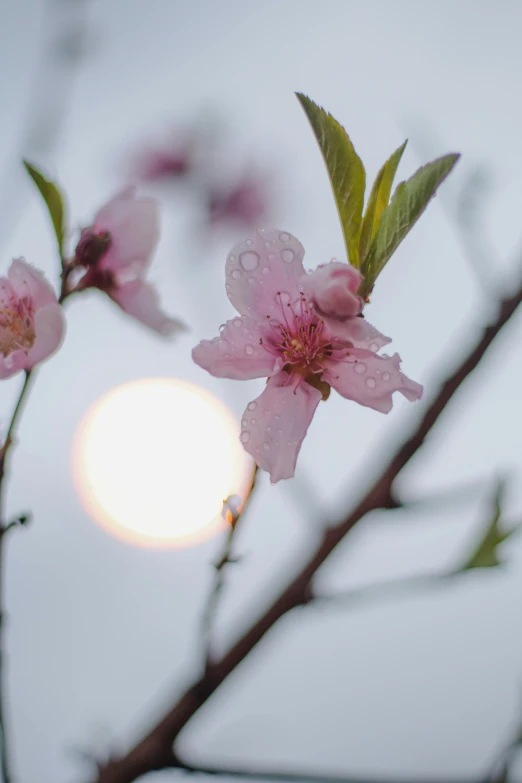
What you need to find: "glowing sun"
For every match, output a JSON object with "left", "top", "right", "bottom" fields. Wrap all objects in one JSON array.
[{"left": 73, "top": 378, "right": 253, "bottom": 548}]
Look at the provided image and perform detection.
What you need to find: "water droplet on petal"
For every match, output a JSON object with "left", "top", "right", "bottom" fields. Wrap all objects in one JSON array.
[
  {"left": 382, "top": 372, "right": 391, "bottom": 381},
  {"left": 261, "top": 266, "right": 270, "bottom": 275},
  {"left": 369, "top": 342, "right": 379, "bottom": 352},
  {"left": 251, "top": 418, "right": 257, "bottom": 425},
  {"left": 268, "top": 253, "right": 275, "bottom": 261},
  {"left": 219, "top": 323, "right": 226, "bottom": 332},
  {"left": 264, "top": 240, "right": 272, "bottom": 248},
  {"left": 266, "top": 425, "right": 272, "bottom": 432},
  {"left": 275, "top": 414, "right": 281, "bottom": 421},
  {"left": 248, "top": 276, "right": 256, "bottom": 284},
  {"left": 231, "top": 269, "right": 242, "bottom": 279},
  {"left": 240, "top": 431, "right": 250, "bottom": 444},
  {"left": 279, "top": 232, "right": 291, "bottom": 242},
  {"left": 262, "top": 441, "right": 270, "bottom": 451},
  {"left": 365, "top": 377, "right": 376, "bottom": 389},
  {"left": 233, "top": 318, "right": 242, "bottom": 328},
  {"left": 240, "top": 251, "right": 260, "bottom": 270},
  {"left": 229, "top": 254, "right": 236, "bottom": 261},
  {"left": 354, "top": 362, "right": 366, "bottom": 374},
  {"left": 241, "top": 418, "right": 248, "bottom": 427},
  {"left": 245, "top": 345, "right": 254, "bottom": 355},
  {"left": 281, "top": 248, "right": 295, "bottom": 263},
  {"left": 247, "top": 401, "right": 257, "bottom": 411},
  {"left": 245, "top": 239, "right": 253, "bottom": 247}
]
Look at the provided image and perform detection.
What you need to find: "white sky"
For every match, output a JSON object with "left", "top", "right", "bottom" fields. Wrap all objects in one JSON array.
[{"left": 1, "top": 1, "right": 522, "bottom": 781}]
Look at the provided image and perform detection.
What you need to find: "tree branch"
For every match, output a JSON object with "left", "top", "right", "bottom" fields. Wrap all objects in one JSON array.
[{"left": 94, "top": 272, "right": 522, "bottom": 783}]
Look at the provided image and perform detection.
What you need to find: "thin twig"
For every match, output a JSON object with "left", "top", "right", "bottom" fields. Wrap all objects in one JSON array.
[
  {"left": 175, "top": 758, "right": 481, "bottom": 783},
  {"left": 201, "top": 465, "right": 259, "bottom": 669},
  {"left": 0, "top": 369, "right": 35, "bottom": 783},
  {"left": 94, "top": 266, "right": 522, "bottom": 783}
]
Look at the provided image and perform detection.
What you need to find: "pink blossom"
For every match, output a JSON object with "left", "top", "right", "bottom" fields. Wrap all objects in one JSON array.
[
  {"left": 134, "top": 147, "right": 191, "bottom": 182},
  {"left": 74, "top": 187, "right": 185, "bottom": 336},
  {"left": 192, "top": 230, "right": 422, "bottom": 483},
  {"left": 208, "top": 174, "right": 268, "bottom": 230},
  {"left": 0, "top": 259, "right": 65, "bottom": 378}
]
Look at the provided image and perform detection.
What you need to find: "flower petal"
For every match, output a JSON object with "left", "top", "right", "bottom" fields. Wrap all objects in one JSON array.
[
  {"left": 324, "top": 350, "right": 423, "bottom": 413},
  {"left": 23, "top": 303, "right": 66, "bottom": 369},
  {"left": 321, "top": 314, "right": 391, "bottom": 351},
  {"left": 240, "top": 371, "right": 322, "bottom": 483},
  {"left": 8, "top": 259, "right": 58, "bottom": 308},
  {"left": 192, "top": 316, "right": 278, "bottom": 380},
  {"left": 225, "top": 229, "right": 305, "bottom": 320},
  {"left": 94, "top": 187, "right": 159, "bottom": 273},
  {"left": 110, "top": 279, "right": 185, "bottom": 336}
]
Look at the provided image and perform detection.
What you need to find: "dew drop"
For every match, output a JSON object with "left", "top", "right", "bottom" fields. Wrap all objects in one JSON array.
[
  {"left": 231, "top": 269, "right": 242, "bottom": 279},
  {"left": 229, "top": 254, "right": 236, "bottom": 261},
  {"left": 248, "top": 276, "right": 256, "bottom": 284},
  {"left": 247, "top": 401, "right": 257, "bottom": 411},
  {"left": 365, "top": 377, "right": 376, "bottom": 389},
  {"left": 233, "top": 318, "right": 241, "bottom": 328},
  {"left": 239, "top": 251, "right": 260, "bottom": 271},
  {"left": 268, "top": 253, "right": 275, "bottom": 260},
  {"left": 261, "top": 267, "right": 270, "bottom": 275},
  {"left": 369, "top": 342, "right": 379, "bottom": 352},
  {"left": 262, "top": 441, "right": 270, "bottom": 451},
  {"left": 219, "top": 323, "right": 226, "bottom": 332},
  {"left": 245, "top": 345, "right": 254, "bottom": 355},
  {"left": 266, "top": 425, "right": 272, "bottom": 432},
  {"left": 240, "top": 431, "right": 250, "bottom": 444},
  {"left": 251, "top": 418, "right": 257, "bottom": 425},
  {"left": 264, "top": 240, "right": 272, "bottom": 248},
  {"left": 354, "top": 362, "right": 366, "bottom": 374},
  {"left": 382, "top": 372, "right": 391, "bottom": 381},
  {"left": 279, "top": 232, "right": 291, "bottom": 242},
  {"left": 275, "top": 414, "right": 281, "bottom": 421},
  {"left": 281, "top": 248, "right": 295, "bottom": 263},
  {"left": 245, "top": 239, "right": 253, "bottom": 247},
  {"left": 241, "top": 419, "right": 248, "bottom": 427}
]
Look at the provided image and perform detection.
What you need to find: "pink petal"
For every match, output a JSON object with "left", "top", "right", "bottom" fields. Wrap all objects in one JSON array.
[
  {"left": 94, "top": 187, "right": 159, "bottom": 273},
  {"left": 8, "top": 259, "right": 58, "bottom": 308},
  {"left": 324, "top": 350, "right": 423, "bottom": 413},
  {"left": 192, "top": 316, "right": 278, "bottom": 380},
  {"left": 240, "top": 371, "right": 322, "bottom": 483},
  {"left": 321, "top": 314, "right": 391, "bottom": 351},
  {"left": 23, "top": 303, "right": 66, "bottom": 369},
  {"left": 109, "top": 279, "right": 185, "bottom": 336},
  {"left": 225, "top": 229, "right": 305, "bottom": 320}
]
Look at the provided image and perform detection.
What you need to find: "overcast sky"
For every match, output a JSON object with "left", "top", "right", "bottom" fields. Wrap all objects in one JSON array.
[{"left": 1, "top": 1, "right": 522, "bottom": 781}]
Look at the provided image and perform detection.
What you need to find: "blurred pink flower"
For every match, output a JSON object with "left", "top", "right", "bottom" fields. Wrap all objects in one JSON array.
[
  {"left": 208, "top": 174, "right": 268, "bottom": 230},
  {"left": 0, "top": 259, "right": 65, "bottom": 378},
  {"left": 192, "top": 230, "right": 422, "bottom": 483},
  {"left": 74, "top": 187, "right": 185, "bottom": 336},
  {"left": 134, "top": 146, "right": 192, "bottom": 183}
]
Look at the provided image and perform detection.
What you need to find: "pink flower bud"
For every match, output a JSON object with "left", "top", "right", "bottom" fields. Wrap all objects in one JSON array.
[{"left": 303, "top": 261, "right": 362, "bottom": 318}]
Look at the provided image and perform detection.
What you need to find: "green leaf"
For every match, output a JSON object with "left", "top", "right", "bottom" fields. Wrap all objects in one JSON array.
[
  {"left": 296, "top": 93, "right": 365, "bottom": 268},
  {"left": 359, "top": 152, "right": 460, "bottom": 299},
  {"left": 359, "top": 141, "right": 407, "bottom": 264},
  {"left": 23, "top": 160, "right": 66, "bottom": 257},
  {"left": 460, "top": 481, "right": 521, "bottom": 571}
]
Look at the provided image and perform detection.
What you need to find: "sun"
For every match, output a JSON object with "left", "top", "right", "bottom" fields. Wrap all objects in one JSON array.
[{"left": 72, "top": 378, "right": 253, "bottom": 548}]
